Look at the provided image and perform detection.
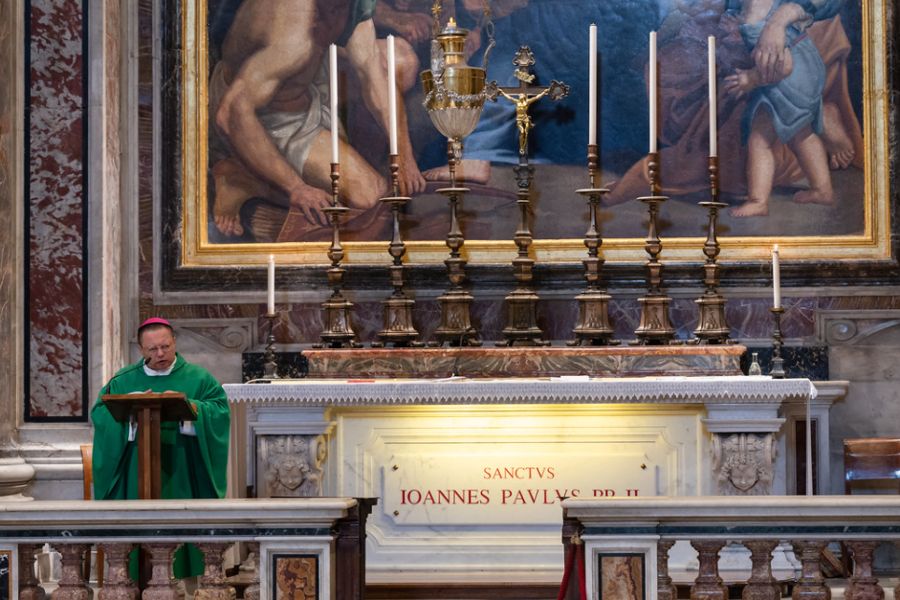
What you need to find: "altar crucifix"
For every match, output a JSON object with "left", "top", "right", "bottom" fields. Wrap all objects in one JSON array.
[
  {"left": 487, "top": 46, "right": 569, "bottom": 346},
  {"left": 485, "top": 47, "right": 569, "bottom": 156}
]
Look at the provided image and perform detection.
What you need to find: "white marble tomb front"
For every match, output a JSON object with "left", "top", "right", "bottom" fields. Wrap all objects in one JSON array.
[{"left": 225, "top": 376, "right": 831, "bottom": 585}]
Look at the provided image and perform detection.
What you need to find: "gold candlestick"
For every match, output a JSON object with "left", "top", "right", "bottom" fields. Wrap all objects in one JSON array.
[
  {"left": 570, "top": 144, "right": 616, "bottom": 346},
  {"left": 316, "top": 163, "right": 361, "bottom": 349},
  {"left": 433, "top": 143, "right": 480, "bottom": 347},
  {"left": 694, "top": 155, "right": 731, "bottom": 343},
  {"left": 374, "top": 155, "right": 421, "bottom": 347},
  {"left": 634, "top": 151, "right": 676, "bottom": 344}
]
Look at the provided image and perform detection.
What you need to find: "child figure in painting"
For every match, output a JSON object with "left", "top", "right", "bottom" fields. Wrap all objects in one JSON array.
[{"left": 723, "top": 0, "right": 844, "bottom": 217}]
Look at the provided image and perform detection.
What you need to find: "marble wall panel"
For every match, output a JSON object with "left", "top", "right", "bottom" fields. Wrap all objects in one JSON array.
[{"left": 26, "top": 0, "right": 86, "bottom": 419}]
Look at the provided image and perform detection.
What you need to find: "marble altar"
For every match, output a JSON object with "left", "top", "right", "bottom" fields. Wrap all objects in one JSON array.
[{"left": 225, "top": 376, "right": 820, "bottom": 584}]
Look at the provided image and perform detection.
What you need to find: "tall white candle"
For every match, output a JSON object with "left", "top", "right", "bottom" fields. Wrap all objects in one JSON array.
[
  {"left": 649, "top": 31, "right": 657, "bottom": 153},
  {"left": 708, "top": 36, "right": 717, "bottom": 157},
  {"left": 267, "top": 254, "right": 275, "bottom": 314},
  {"left": 329, "top": 44, "right": 339, "bottom": 164},
  {"left": 588, "top": 24, "right": 597, "bottom": 146},
  {"left": 772, "top": 244, "right": 781, "bottom": 309},
  {"left": 387, "top": 35, "right": 398, "bottom": 156}
]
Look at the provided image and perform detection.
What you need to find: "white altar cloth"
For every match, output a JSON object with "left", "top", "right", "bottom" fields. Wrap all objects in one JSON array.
[{"left": 226, "top": 375, "right": 815, "bottom": 405}]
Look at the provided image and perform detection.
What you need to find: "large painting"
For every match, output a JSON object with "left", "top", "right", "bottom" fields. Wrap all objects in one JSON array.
[{"left": 179, "top": 0, "right": 890, "bottom": 266}]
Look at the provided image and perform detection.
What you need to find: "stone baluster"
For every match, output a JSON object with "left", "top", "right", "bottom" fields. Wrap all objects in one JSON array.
[
  {"left": 98, "top": 544, "right": 139, "bottom": 600},
  {"left": 242, "top": 543, "right": 261, "bottom": 600},
  {"left": 195, "top": 543, "right": 236, "bottom": 600},
  {"left": 141, "top": 543, "right": 180, "bottom": 600},
  {"left": 690, "top": 540, "right": 728, "bottom": 600},
  {"left": 19, "top": 543, "right": 47, "bottom": 600},
  {"left": 742, "top": 540, "right": 780, "bottom": 600},
  {"left": 50, "top": 544, "right": 92, "bottom": 600},
  {"left": 844, "top": 541, "right": 884, "bottom": 600},
  {"left": 790, "top": 541, "right": 830, "bottom": 600},
  {"left": 657, "top": 540, "right": 677, "bottom": 600}
]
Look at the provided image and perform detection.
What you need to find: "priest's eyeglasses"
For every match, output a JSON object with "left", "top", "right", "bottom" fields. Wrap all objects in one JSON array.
[{"left": 145, "top": 343, "right": 173, "bottom": 354}]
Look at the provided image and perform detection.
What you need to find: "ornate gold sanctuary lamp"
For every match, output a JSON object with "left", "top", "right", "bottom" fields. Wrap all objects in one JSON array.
[
  {"left": 420, "top": 10, "right": 493, "bottom": 347},
  {"left": 316, "top": 164, "right": 361, "bottom": 348},
  {"left": 570, "top": 144, "right": 617, "bottom": 346},
  {"left": 634, "top": 154, "right": 677, "bottom": 344},
  {"left": 693, "top": 156, "right": 731, "bottom": 343},
  {"left": 374, "top": 157, "right": 421, "bottom": 347}
]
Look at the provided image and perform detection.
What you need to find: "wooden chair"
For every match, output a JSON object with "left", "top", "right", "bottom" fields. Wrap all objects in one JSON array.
[
  {"left": 844, "top": 437, "right": 900, "bottom": 494},
  {"left": 840, "top": 437, "right": 900, "bottom": 573},
  {"left": 80, "top": 444, "right": 104, "bottom": 586}
]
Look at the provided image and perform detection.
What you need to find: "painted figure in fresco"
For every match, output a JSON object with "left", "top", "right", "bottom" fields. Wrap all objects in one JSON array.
[
  {"left": 209, "top": 0, "right": 425, "bottom": 240},
  {"left": 724, "top": 0, "right": 845, "bottom": 217},
  {"left": 605, "top": 0, "right": 862, "bottom": 213}
]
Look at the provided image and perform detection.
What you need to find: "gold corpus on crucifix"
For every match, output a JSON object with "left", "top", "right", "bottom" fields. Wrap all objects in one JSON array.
[
  {"left": 489, "top": 46, "right": 569, "bottom": 347},
  {"left": 485, "top": 47, "right": 570, "bottom": 156}
]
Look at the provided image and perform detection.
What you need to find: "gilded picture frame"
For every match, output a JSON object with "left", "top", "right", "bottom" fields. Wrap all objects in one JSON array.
[{"left": 176, "top": 0, "right": 891, "bottom": 270}]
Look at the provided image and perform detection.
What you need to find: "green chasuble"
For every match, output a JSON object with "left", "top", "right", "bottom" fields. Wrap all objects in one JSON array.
[{"left": 91, "top": 354, "right": 230, "bottom": 578}]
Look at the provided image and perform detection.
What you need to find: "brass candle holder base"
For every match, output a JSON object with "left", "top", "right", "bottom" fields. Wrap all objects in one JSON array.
[
  {"left": 262, "top": 312, "right": 279, "bottom": 379},
  {"left": 694, "top": 295, "right": 730, "bottom": 343},
  {"left": 770, "top": 306, "right": 786, "bottom": 378},
  {"left": 499, "top": 289, "right": 548, "bottom": 347},
  {"left": 634, "top": 294, "right": 677, "bottom": 344}
]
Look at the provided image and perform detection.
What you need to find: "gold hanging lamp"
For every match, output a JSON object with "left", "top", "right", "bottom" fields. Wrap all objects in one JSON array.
[{"left": 420, "top": 1, "right": 495, "bottom": 159}]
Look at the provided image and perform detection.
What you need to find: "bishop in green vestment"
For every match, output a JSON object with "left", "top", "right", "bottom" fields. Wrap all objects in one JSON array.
[{"left": 91, "top": 317, "right": 231, "bottom": 578}]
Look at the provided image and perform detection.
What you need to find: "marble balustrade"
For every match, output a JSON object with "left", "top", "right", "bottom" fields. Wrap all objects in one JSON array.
[
  {"left": 0, "top": 498, "right": 372, "bottom": 600},
  {"left": 562, "top": 495, "right": 900, "bottom": 599}
]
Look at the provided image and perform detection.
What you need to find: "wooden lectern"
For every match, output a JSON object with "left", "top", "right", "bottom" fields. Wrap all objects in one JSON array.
[{"left": 102, "top": 392, "right": 196, "bottom": 499}]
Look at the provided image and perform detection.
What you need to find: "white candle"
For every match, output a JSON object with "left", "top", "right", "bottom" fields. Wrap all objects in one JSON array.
[
  {"left": 772, "top": 244, "right": 781, "bottom": 309},
  {"left": 708, "top": 36, "right": 717, "bottom": 157},
  {"left": 649, "top": 31, "right": 657, "bottom": 154},
  {"left": 329, "top": 44, "right": 339, "bottom": 164},
  {"left": 387, "top": 35, "right": 398, "bottom": 156},
  {"left": 588, "top": 24, "right": 597, "bottom": 146},
  {"left": 267, "top": 254, "right": 275, "bottom": 314}
]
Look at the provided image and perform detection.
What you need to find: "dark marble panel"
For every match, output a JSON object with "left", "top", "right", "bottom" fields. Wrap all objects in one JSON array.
[
  {"left": 740, "top": 346, "right": 829, "bottom": 380},
  {"left": 242, "top": 352, "right": 308, "bottom": 381}
]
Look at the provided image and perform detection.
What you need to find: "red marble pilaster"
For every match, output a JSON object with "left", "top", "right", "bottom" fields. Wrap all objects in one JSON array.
[{"left": 26, "top": 0, "right": 87, "bottom": 419}]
